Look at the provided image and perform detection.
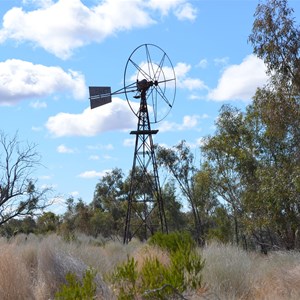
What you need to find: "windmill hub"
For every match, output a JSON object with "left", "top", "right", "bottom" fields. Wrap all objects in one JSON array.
[{"left": 137, "top": 79, "right": 152, "bottom": 92}]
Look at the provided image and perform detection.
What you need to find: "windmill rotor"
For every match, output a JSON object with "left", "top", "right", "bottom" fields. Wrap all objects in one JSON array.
[
  {"left": 89, "top": 44, "right": 176, "bottom": 120},
  {"left": 124, "top": 44, "right": 176, "bottom": 123}
]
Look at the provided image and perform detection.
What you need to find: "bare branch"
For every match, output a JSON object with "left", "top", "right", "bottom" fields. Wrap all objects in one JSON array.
[{"left": 0, "top": 131, "right": 51, "bottom": 225}]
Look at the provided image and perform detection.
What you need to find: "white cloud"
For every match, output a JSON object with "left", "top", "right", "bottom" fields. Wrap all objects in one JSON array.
[
  {"left": 148, "top": 0, "right": 183, "bottom": 15},
  {"left": 180, "top": 78, "right": 207, "bottom": 90},
  {"left": 123, "top": 138, "right": 135, "bottom": 147},
  {"left": 0, "top": 0, "right": 153, "bottom": 59},
  {"left": 44, "top": 196, "right": 66, "bottom": 214},
  {"left": 148, "top": 0, "right": 196, "bottom": 20},
  {"left": 89, "top": 155, "right": 100, "bottom": 160},
  {"left": 78, "top": 169, "right": 111, "bottom": 179},
  {"left": 196, "top": 59, "right": 208, "bottom": 69},
  {"left": 22, "top": 0, "right": 54, "bottom": 8},
  {"left": 32, "top": 126, "right": 43, "bottom": 132},
  {"left": 70, "top": 191, "right": 79, "bottom": 197},
  {"left": 87, "top": 143, "right": 114, "bottom": 151},
  {"left": 57, "top": 144, "right": 76, "bottom": 153},
  {"left": 46, "top": 97, "right": 138, "bottom": 137},
  {"left": 187, "top": 137, "right": 205, "bottom": 148},
  {"left": 30, "top": 100, "right": 47, "bottom": 109},
  {"left": 175, "top": 62, "right": 207, "bottom": 90},
  {"left": 208, "top": 54, "right": 268, "bottom": 101},
  {"left": 214, "top": 57, "right": 229, "bottom": 67},
  {"left": 160, "top": 114, "right": 205, "bottom": 132},
  {"left": 0, "top": 59, "right": 86, "bottom": 105},
  {"left": 174, "top": 3, "right": 197, "bottom": 21},
  {"left": 182, "top": 115, "right": 199, "bottom": 128},
  {"left": 0, "top": 0, "right": 196, "bottom": 59}
]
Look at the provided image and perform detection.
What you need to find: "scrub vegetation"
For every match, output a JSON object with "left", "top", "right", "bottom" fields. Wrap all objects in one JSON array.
[
  {"left": 1, "top": 233, "right": 300, "bottom": 299},
  {"left": 0, "top": 0, "right": 299, "bottom": 299}
]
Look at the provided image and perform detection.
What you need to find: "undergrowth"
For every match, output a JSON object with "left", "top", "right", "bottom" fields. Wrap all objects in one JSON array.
[
  {"left": 1, "top": 234, "right": 300, "bottom": 299},
  {"left": 110, "top": 231, "right": 205, "bottom": 299},
  {"left": 54, "top": 268, "right": 97, "bottom": 300}
]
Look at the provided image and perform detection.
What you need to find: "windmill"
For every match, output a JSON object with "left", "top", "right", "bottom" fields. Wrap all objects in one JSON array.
[{"left": 89, "top": 44, "right": 176, "bottom": 243}]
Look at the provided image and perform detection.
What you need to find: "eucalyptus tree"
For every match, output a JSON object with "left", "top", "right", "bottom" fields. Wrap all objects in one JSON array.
[
  {"left": 202, "top": 0, "right": 300, "bottom": 249},
  {"left": 201, "top": 105, "right": 256, "bottom": 245},
  {"left": 92, "top": 168, "right": 127, "bottom": 237},
  {"left": 249, "top": 0, "right": 300, "bottom": 92},
  {"left": 248, "top": 0, "right": 300, "bottom": 249},
  {"left": 160, "top": 180, "right": 187, "bottom": 232},
  {"left": 157, "top": 141, "right": 217, "bottom": 245}
]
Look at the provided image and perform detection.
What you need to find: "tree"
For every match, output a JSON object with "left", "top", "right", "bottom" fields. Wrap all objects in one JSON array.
[
  {"left": 0, "top": 131, "right": 51, "bottom": 226},
  {"left": 201, "top": 0, "right": 300, "bottom": 250},
  {"left": 74, "top": 199, "right": 94, "bottom": 235},
  {"left": 193, "top": 164, "right": 219, "bottom": 234},
  {"left": 202, "top": 100, "right": 300, "bottom": 250},
  {"left": 247, "top": 0, "right": 300, "bottom": 249},
  {"left": 93, "top": 168, "right": 126, "bottom": 211},
  {"left": 0, "top": 216, "right": 37, "bottom": 237},
  {"left": 201, "top": 105, "right": 254, "bottom": 245},
  {"left": 37, "top": 211, "right": 60, "bottom": 234},
  {"left": 161, "top": 180, "right": 187, "bottom": 232},
  {"left": 249, "top": 0, "right": 300, "bottom": 163},
  {"left": 59, "top": 197, "right": 96, "bottom": 237},
  {"left": 207, "top": 205, "right": 233, "bottom": 244},
  {"left": 249, "top": 0, "right": 300, "bottom": 92},
  {"left": 157, "top": 141, "right": 217, "bottom": 245},
  {"left": 92, "top": 168, "right": 127, "bottom": 237}
]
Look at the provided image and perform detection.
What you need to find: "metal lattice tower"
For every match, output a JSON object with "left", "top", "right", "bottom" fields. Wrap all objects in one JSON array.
[{"left": 123, "top": 82, "right": 168, "bottom": 243}]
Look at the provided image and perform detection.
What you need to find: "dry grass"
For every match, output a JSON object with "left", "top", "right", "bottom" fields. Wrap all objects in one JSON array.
[
  {"left": 1, "top": 234, "right": 300, "bottom": 299},
  {"left": 200, "top": 242, "right": 300, "bottom": 300},
  {"left": 0, "top": 234, "right": 120, "bottom": 300},
  {"left": 0, "top": 245, "right": 34, "bottom": 300},
  {"left": 132, "top": 244, "right": 171, "bottom": 272}
]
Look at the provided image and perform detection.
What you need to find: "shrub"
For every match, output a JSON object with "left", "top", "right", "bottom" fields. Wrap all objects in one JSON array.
[
  {"left": 110, "top": 232, "right": 205, "bottom": 299},
  {"left": 148, "top": 231, "right": 196, "bottom": 253},
  {"left": 54, "top": 268, "right": 97, "bottom": 300},
  {"left": 109, "top": 256, "right": 138, "bottom": 300}
]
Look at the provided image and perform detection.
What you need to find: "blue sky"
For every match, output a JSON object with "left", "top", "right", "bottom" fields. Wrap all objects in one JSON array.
[{"left": 0, "top": 0, "right": 298, "bottom": 214}]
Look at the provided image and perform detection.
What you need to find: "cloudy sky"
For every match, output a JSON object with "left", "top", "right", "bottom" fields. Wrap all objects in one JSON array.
[{"left": 1, "top": 0, "right": 298, "bottom": 213}]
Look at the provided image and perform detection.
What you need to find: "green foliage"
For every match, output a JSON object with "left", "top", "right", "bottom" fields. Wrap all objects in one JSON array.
[
  {"left": 54, "top": 269, "right": 97, "bottom": 300},
  {"left": 148, "top": 231, "right": 195, "bottom": 253},
  {"left": 207, "top": 206, "right": 233, "bottom": 243},
  {"left": 110, "top": 232, "right": 204, "bottom": 299},
  {"left": 140, "top": 257, "right": 168, "bottom": 293},
  {"left": 157, "top": 142, "right": 206, "bottom": 244},
  {"left": 37, "top": 212, "right": 59, "bottom": 234},
  {"left": 109, "top": 257, "right": 138, "bottom": 300}
]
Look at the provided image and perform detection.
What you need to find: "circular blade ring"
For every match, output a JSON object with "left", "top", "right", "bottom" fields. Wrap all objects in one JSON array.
[{"left": 124, "top": 44, "right": 176, "bottom": 123}]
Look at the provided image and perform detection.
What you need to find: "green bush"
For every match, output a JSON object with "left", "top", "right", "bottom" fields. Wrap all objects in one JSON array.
[
  {"left": 110, "top": 232, "right": 205, "bottom": 299},
  {"left": 109, "top": 256, "right": 138, "bottom": 300},
  {"left": 148, "top": 231, "right": 196, "bottom": 253},
  {"left": 140, "top": 257, "right": 169, "bottom": 294},
  {"left": 54, "top": 268, "right": 97, "bottom": 300}
]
